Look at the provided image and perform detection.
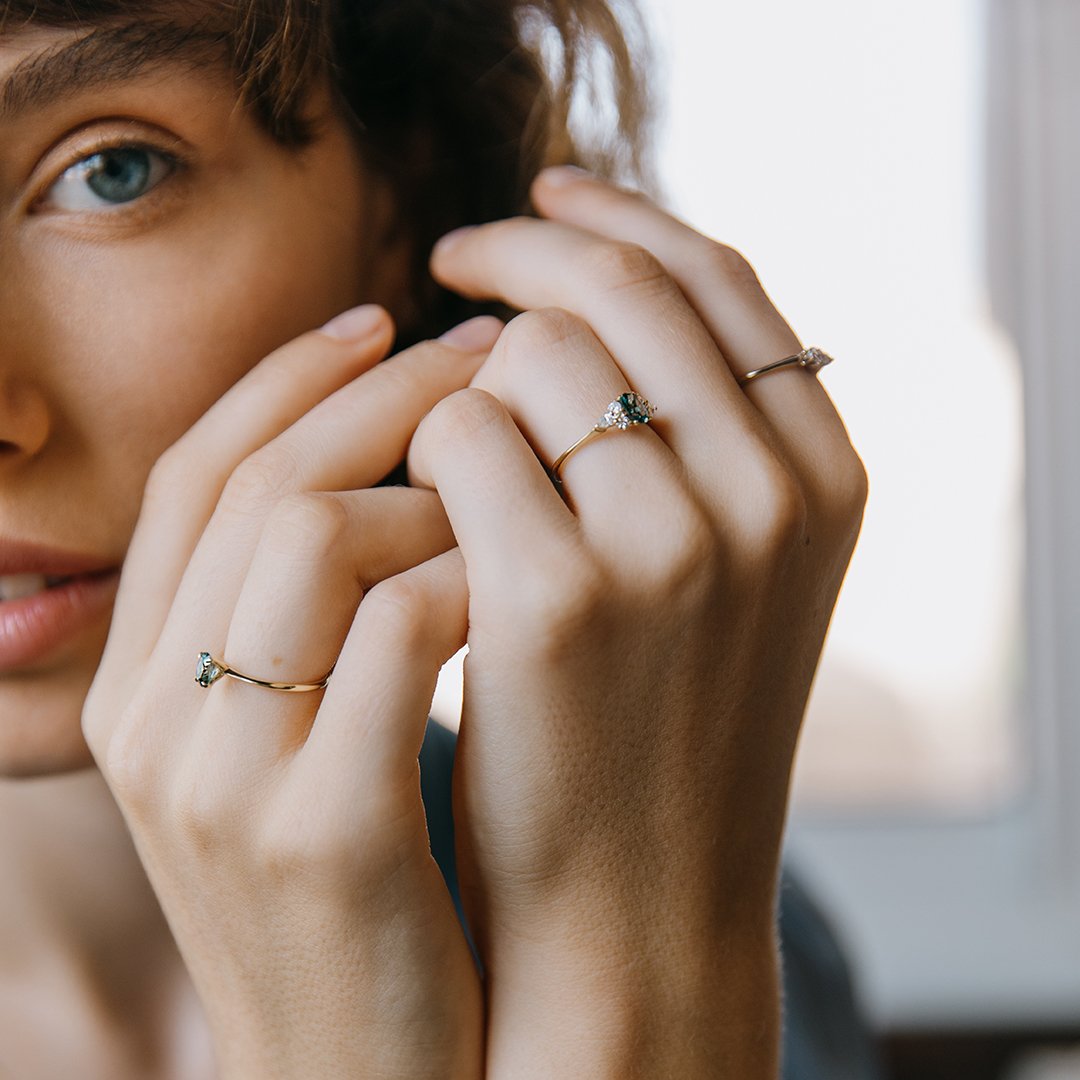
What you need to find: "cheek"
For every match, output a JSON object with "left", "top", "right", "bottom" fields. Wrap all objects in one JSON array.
[{"left": 37, "top": 203, "right": 370, "bottom": 504}]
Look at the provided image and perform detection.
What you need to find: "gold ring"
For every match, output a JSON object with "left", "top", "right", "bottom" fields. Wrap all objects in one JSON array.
[
  {"left": 549, "top": 392, "right": 657, "bottom": 486},
  {"left": 195, "top": 651, "right": 333, "bottom": 693},
  {"left": 739, "top": 346, "right": 834, "bottom": 386}
]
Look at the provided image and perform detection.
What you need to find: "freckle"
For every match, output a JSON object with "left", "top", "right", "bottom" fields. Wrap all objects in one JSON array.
[
  {"left": 804, "top": 535, "right": 812, "bottom": 546},
  {"left": 271, "top": 655, "right": 284, "bottom": 668}
]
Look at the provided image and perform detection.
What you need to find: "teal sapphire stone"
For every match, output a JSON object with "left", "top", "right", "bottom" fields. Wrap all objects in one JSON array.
[
  {"left": 603, "top": 392, "right": 655, "bottom": 429},
  {"left": 195, "top": 651, "right": 224, "bottom": 688}
]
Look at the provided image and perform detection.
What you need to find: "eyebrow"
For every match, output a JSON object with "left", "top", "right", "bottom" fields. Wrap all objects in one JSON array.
[{"left": 0, "top": 20, "right": 233, "bottom": 122}]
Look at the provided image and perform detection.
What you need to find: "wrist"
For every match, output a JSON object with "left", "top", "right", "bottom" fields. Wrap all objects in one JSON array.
[
  {"left": 208, "top": 984, "right": 484, "bottom": 1080},
  {"left": 483, "top": 918, "right": 781, "bottom": 1079}
]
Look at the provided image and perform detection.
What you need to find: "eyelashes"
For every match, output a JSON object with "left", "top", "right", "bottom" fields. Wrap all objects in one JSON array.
[{"left": 36, "top": 143, "right": 179, "bottom": 214}]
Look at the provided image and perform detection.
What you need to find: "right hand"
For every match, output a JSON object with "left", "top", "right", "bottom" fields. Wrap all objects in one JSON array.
[{"left": 81, "top": 307, "right": 502, "bottom": 1080}]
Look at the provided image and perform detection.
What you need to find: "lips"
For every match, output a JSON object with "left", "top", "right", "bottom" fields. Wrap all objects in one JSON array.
[
  {"left": 0, "top": 538, "right": 119, "bottom": 578},
  {"left": 0, "top": 573, "right": 79, "bottom": 601},
  {"left": 0, "top": 540, "right": 121, "bottom": 672}
]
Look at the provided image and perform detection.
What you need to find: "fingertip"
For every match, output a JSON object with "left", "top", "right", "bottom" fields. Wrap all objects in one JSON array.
[
  {"left": 319, "top": 304, "right": 393, "bottom": 343},
  {"left": 438, "top": 315, "right": 504, "bottom": 351},
  {"left": 536, "top": 164, "right": 595, "bottom": 190},
  {"left": 407, "top": 385, "right": 501, "bottom": 485},
  {"left": 432, "top": 225, "right": 478, "bottom": 261}
]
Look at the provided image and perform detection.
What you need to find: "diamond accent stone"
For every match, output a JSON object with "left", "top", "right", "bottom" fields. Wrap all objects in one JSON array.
[
  {"left": 195, "top": 651, "right": 224, "bottom": 688},
  {"left": 799, "top": 347, "right": 833, "bottom": 374},
  {"left": 599, "top": 392, "right": 656, "bottom": 430}
]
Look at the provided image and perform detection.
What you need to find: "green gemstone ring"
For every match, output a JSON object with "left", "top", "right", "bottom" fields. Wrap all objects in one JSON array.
[{"left": 549, "top": 391, "right": 657, "bottom": 486}]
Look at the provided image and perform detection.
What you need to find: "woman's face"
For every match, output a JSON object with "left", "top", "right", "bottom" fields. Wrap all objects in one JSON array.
[{"left": 0, "top": 20, "right": 397, "bottom": 775}]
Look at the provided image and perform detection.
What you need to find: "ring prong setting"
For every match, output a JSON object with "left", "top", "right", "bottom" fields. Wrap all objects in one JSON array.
[
  {"left": 799, "top": 347, "right": 832, "bottom": 374},
  {"left": 599, "top": 392, "right": 656, "bottom": 431},
  {"left": 195, "top": 651, "right": 225, "bottom": 689}
]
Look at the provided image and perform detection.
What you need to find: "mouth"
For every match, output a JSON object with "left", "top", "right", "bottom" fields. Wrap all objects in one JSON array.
[
  {"left": 0, "top": 567, "right": 122, "bottom": 673},
  {"left": 0, "top": 569, "right": 117, "bottom": 603}
]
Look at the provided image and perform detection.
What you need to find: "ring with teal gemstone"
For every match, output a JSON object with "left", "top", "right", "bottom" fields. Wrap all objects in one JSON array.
[
  {"left": 549, "top": 391, "right": 657, "bottom": 486},
  {"left": 195, "top": 650, "right": 333, "bottom": 693}
]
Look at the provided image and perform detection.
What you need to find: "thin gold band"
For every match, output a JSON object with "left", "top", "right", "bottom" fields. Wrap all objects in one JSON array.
[
  {"left": 549, "top": 392, "right": 657, "bottom": 487},
  {"left": 549, "top": 426, "right": 608, "bottom": 483},
  {"left": 195, "top": 651, "right": 333, "bottom": 693},
  {"left": 739, "top": 346, "right": 834, "bottom": 386}
]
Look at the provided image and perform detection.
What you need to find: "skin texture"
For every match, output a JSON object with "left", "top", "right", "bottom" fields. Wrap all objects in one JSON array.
[
  {"left": 0, "top": 17, "right": 867, "bottom": 1080},
  {"left": 0, "top": 24, "right": 455, "bottom": 1079},
  {"left": 0, "top": 26, "right": 396, "bottom": 772},
  {"left": 406, "top": 177, "right": 868, "bottom": 1076}
]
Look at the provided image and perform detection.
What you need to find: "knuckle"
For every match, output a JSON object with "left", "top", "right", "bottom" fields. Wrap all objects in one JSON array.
[
  {"left": 253, "top": 809, "right": 349, "bottom": 886},
  {"left": 515, "top": 556, "right": 607, "bottom": 660},
  {"left": 370, "top": 351, "right": 429, "bottom": 402},
  {"left": 424, "top": 387, "right": 506, "bottom": 443},
  {"left": 699, "top": 241, "right": 762, "bottom": 289},
  {"left": 100, "top": 709, "right": 156, "bottom": 805},
  {"left": 651, "top": 501, "right": 721, "bottom": 597},
  {"left": 499, "top": 308, "right": 589, "bottom": 357},
  {"left": 738, "top": 460, "right": 808, "bottom": 557},
  {"left": 262, "top": 491, "right": 348, "bottom": 560},
  {"left": 80, "top": 685, "right": 109, "bottom": 758},
  {"left": 143, "top": 444, "right": 187, "bottom": 511},
  {"left": 822, "top": 445, "right": 870, "bottom": 530},
  {"left": 220, "top": 449, "right": 294, "bottom": 519},
  {"left": 172, "top": 774, "right": 233, "bottom": 852},
  {"left": 583, "top": 241, "right": 672, "bottom": 295},
  {"left": 837, "top": 446, "right": 870, "bottom": 512},
  {"left": 362, "top": 576, "right": 432, "bottom": 647}
]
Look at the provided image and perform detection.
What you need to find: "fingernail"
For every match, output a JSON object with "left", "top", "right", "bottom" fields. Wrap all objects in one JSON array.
[
  {"left": 438, "top": 316, "right": 504, "bottom": 351},
  {"left": 320, "top": 304, "right": 385, "bottom": 341},
  {"left": 540, "top": 164, "right": 594, "bottom": 187},
  {"left": 434, "top": 225, "right": 477, "bottom": 255}
]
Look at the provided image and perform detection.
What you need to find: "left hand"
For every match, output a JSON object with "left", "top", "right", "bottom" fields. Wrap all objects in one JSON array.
[
  {"left": 82, "top": 322, "right": 496, "bottom": 1080},
  {"left": 407, "top": 167, "right": 868, "bottom": 1078}
]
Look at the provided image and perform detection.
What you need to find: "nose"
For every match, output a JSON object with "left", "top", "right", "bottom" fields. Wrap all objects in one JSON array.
[
  {"left": 0, "top": 259, "right": 52, "bottom": 462},
  {"left": 0, "top": 378, "right": 50, "bottom": 460}
]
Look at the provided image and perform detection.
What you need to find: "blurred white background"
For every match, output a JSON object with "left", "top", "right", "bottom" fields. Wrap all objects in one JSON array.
[
  {"left": 438, "top": 0, "right": 1026, "bottom": 809},
  {"left": 643, "top": 0, "right": 1024, "bottom": 813}
]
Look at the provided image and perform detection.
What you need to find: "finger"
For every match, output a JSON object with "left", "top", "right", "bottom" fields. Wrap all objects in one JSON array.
[
  {"left": 462, "top": 308, "right": 697, "bottom": 564},
  {"left": 430, "top": 216, "right": 772, "bottom": 495},
  {"left": 528, "top": 167, "right": 856, "bottom": 471},
  {"left": 102, "top": 306, "right": 394, "bottom": 667},
  {"left": 406, "top": 389, "right": 579, "bottom": 602},
  {"left": 295, "top": 547, "right": 470, "bottom": 802},
  {"left": 150, "top": 331, "right": 493, "bottom": 673},
  {"left": 95, "top": 322, "right": 499, "bottom": 753},
  {"left": 185, "top": 488, "right": 456, "bottom": 779}
]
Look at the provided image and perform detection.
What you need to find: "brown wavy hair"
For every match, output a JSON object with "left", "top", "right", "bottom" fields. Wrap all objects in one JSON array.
[{"left": 0, "top": 0, "right": 656, "bottom": 343}]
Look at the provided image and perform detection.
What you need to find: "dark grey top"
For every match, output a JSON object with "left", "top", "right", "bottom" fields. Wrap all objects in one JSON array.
[{"left": 418, "top": 717, "right": 883, "bottom": 1079}]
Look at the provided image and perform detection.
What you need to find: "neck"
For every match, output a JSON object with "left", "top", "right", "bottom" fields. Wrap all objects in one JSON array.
[{"left": 0, "top": 766, "right": 197, "bottom": 1055}]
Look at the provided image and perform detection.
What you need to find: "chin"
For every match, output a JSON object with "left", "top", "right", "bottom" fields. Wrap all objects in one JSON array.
[{"left": 0, "top": 668, "right": 98, "bottom": 779}]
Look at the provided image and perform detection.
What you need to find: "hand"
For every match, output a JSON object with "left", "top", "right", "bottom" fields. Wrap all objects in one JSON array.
[
  {"left": 406, "top": 168, "right": 868, "bottom": 1078},
  {"left": 81, "top": 310, "right": 503, "bottom": 1080}
]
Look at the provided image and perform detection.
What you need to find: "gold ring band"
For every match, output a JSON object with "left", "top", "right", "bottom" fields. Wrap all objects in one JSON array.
[
  {"left": 739, "top": 346, "right": 834, "bottom": 386},
  {"left": 195, "top": 651, "right": 333, "bottom": 693},
  {"left": 549, "top": 392, "right": 657, "bottom": 486}
]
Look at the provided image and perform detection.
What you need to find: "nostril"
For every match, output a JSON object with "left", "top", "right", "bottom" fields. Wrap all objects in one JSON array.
[{"left": 0, "top": 387, "right": 52, "bottom": 457}]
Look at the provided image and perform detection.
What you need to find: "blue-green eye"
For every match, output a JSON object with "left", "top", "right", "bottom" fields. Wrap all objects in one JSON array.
[{"left": 43, "top": 146, "right": 174, "bottom": 211}]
